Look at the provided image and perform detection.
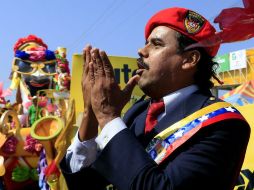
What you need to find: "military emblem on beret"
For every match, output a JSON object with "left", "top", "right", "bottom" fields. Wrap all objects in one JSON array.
[{"left": 184, "top": 10, "right": 205, "bottom": 34}]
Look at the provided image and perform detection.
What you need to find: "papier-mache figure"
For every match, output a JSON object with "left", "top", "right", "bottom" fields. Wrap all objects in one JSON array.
[
  {"left": 10, "top": 35, "right": 57, "bottom": 121},
  {"left": 0, "top": 35, "right": 56, "bottom": 190},
  {"left": 54, "top": 47, "right": 71, "bottom": 91},
  {"left": 0, "top": 35, "right": 75, "bottom": 190}
]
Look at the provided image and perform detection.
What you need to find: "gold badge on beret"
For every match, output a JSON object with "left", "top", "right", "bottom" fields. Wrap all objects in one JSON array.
[{"left": 184, "top": 10, "right": 205, "bottom": 34}]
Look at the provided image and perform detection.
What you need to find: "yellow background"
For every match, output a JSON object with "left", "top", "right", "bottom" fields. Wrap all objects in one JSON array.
[
  {"left": 70, "top": 54, "right": 144, "bottom": 117},
  {"left": 234, "top": 104, "right": 254, "bottom": 189}
]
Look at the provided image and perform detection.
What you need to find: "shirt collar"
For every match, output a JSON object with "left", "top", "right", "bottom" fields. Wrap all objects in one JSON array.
[{"left": 162, "top": 85, "right": 199, "bottom": 114}]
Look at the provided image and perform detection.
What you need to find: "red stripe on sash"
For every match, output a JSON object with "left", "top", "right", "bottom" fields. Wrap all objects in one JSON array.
[{"left": 160, "top": 112, "right": 246, "bottom": 164}]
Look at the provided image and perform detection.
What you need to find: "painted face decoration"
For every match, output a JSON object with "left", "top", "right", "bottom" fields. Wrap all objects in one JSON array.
[{"left": 11, "top": 35, "right": 57, "bottom": 97}]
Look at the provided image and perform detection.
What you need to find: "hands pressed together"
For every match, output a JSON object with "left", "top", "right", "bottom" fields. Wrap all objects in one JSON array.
[{"left": 79, "top": 44, "right": 139, "bottom": 141}]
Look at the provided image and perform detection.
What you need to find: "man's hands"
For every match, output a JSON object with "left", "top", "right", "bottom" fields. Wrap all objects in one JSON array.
[
  {"left": 78, "top": 45, "right": 98, "bottom": 141},
  {"left": 79, "top": 45, "right": 139, "bottom": 140},
  {"left": 82, "top": 45, "right": 93, "bottom": 111},
  {"left": 89, "top": 48, "right": 139, "bottom": 128}
]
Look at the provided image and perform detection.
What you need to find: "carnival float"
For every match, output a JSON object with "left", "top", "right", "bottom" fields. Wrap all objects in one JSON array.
[{"left": 0, "top": 35, "right": 74, "bottom": 190}]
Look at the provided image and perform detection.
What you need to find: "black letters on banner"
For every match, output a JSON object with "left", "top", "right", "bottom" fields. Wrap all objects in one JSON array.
[{"left": 114, "top": 64, "right": 135, "bottom": 85}]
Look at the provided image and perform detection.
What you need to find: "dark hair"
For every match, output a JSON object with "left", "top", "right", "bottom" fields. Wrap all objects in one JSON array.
[{"left": 175, "top": 32, "right": 219, "bottom": 93}]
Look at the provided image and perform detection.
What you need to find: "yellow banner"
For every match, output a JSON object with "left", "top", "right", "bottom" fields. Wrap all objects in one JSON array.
[
  {"left": 70, "top": 54, "right": 144, "bottom": 117},
  {"left": 234, "top": 104, "right": 254, "bottom": 190}
]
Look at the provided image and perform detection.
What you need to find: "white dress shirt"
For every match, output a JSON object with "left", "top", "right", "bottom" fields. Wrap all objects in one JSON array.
[{"left": 66, "top": 85, "right": 199, "bottom": 172}]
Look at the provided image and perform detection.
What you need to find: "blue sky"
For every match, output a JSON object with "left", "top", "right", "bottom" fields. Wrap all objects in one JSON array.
[{"left": 0, "top": 0, "right": 253, "bottom": 101}]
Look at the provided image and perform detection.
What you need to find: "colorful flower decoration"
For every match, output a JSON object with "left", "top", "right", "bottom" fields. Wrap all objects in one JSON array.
[
  {"left": 55, "top": 50, "right": 70, "bottom": 74},
  {"left": 24, "top": 134, "right": 42, "bottom": 154},
  {"left": 13, "top": 35, "right": 48, "bottom": 52},
  {"left": 15, "top": 48, "right": 56, "bottom": 62},
  {"left": 14, "top": 34, "right": 56, "bottom": 61}
]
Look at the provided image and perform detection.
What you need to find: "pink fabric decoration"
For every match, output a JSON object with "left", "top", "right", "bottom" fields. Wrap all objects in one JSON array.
[{"left": 26, "top": 46, "right": 46, "bottom": 61}]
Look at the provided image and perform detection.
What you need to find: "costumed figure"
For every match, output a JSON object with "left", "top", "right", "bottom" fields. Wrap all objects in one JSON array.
[
  {"left": 10, "top": 34, "right": 57, "bottom": 120},
  {"left": 54, "top": 47, "right": 71, "bottom": 92},
  {"left": 28, "top": 96, "right": 41, "bottom": 127},
  {"left": 0, "top": 35, "right": 75, "bottom": 190}
]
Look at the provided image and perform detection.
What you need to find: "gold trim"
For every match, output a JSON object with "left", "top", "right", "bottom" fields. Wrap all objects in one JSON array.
[
  {"left": 18, "top": 42, "right": 42, "bottom": 51},
  {"left": 12, "top": 57, "right": 57, "bottom": 75}
]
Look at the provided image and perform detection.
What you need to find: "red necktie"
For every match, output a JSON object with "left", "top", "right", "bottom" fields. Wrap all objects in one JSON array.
[{"left": 145, "top": 100, "right": 165, "bottom": 134}]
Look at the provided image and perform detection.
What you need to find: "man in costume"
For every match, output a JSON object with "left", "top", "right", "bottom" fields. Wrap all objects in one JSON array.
[{"left": 60, "top": 7, "right": 250, "bottom": 190}]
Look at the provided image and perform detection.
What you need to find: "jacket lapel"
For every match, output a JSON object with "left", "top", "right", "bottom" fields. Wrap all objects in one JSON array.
[
  {"left": 132, "top": 109, "right": 147, "bottom": 137},
  {"left": 123, "top": 99, "right": 150, "bottom": 137}
]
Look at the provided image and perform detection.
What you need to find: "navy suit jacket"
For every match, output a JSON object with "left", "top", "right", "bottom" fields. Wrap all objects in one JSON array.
[{"left": 60, "top": 91, "right": 250, "bottom": 190}]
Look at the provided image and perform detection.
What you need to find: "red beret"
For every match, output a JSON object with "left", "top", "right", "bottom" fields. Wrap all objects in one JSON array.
[{"left": 145, "top": 7, "right": 220, "bottom": 57}]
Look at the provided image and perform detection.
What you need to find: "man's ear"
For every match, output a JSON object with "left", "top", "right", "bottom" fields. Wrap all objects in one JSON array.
[{"left": 182, "top": 50, "right": 201, "bottom": 70}]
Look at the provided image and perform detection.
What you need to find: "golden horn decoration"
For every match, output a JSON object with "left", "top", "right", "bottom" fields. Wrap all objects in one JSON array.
[
  {"left": 30, "top": 116, "right": 64, "bottom": 141},
  {"left": 30, "top": 116, "right": 64, "bottom": 163}
]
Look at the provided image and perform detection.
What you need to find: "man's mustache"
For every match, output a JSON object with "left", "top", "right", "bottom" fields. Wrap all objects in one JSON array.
[{"left": 137, "top": 58, "right": 149, "bottom": 70}]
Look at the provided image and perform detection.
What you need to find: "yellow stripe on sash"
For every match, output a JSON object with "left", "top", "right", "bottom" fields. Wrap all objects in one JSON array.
[{"left": 155, "top": 102, "right": 232, "bottom": 139}]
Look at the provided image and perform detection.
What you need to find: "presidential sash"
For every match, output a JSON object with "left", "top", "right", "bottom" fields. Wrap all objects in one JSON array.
[{"left": 146, "top": 102, "right": 246, "bottom": 164}]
